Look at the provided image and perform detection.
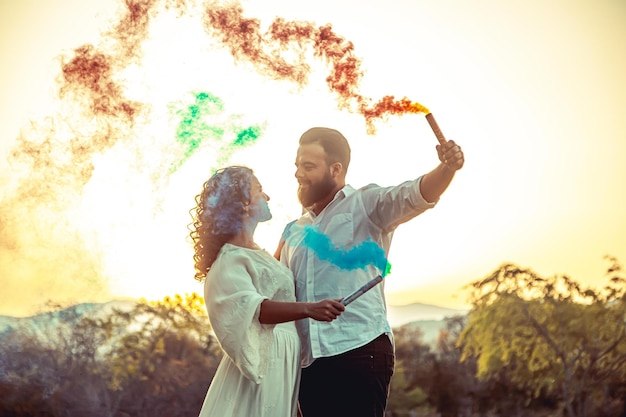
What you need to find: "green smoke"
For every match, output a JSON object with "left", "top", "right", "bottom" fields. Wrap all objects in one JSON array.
[{"left": 169, "top": 91, "right": 264, "bottom": 173}]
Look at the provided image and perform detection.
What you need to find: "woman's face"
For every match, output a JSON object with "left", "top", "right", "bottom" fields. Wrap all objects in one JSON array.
[{"left": 248, "top": 176, "right": 272, "bottom": 223}]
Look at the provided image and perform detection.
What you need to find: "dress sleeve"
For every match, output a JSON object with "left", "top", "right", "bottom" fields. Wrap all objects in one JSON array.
[{"left": 204, "top": 253, "right": 274, "bottom": 384}]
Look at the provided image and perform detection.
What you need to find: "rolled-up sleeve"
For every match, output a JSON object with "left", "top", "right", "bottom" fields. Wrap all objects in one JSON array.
[{"left": 362, "top": 176, "right": 436, "bottom": 231}]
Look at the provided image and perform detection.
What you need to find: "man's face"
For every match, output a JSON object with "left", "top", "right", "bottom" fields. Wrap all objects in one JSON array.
[{"left": 295, "top": 143, "right": 337, "bottom": 207}]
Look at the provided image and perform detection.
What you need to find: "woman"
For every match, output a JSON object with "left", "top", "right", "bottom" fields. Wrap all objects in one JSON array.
[{"left": 189, "top": 166, "right": 344, "bottom": 417}]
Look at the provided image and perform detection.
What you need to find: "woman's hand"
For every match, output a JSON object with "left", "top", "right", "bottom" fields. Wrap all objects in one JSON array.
[{"left": 306, "top": 299, "right": 345, "bottom": 322}]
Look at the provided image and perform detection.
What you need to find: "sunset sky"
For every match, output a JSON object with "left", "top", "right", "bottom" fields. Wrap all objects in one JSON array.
[{"left": 1, "top": 0, "right": 625, "bottom": 317}]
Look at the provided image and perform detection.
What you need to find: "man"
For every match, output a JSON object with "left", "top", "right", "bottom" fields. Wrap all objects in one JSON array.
[{"left": 275, "top": 127, "right": 464, "bottom": 417}]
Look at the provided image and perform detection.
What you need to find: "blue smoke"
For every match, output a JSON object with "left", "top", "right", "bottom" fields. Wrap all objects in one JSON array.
[{"left": 301, "top": 224, "right": 390, "bottom": 276}]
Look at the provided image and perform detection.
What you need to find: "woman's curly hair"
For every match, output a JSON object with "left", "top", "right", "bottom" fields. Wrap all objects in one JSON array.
[{"left": 189, "top": 166, "right": 253, "bottom": 282}]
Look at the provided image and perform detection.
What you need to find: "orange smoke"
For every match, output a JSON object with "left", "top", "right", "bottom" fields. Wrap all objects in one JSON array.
[
  {"left": 203, "top": 2, "right": 430, "bottom": 134},
  {"left": 356, "top": 96, "right": 430, "bottom": 134}
]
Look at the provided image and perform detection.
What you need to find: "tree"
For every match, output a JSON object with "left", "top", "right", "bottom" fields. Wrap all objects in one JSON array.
[
  {"left": 458, "top": 257, "right": 626, "bottom": 417},
  {"left": 102, "top": 293, "right": 222, "bottom": 417},
  {"left": 389, "top": 325, "right": 432, "bottom": 416},
  {"left": 429, "top": 316, "right": 482, "bottom": 417},
  {"left": 0, "top": 292, "right": 222, "bottom": 417},
  {"left": 0, "top": 301, "right": 124, "bottom": 417}
]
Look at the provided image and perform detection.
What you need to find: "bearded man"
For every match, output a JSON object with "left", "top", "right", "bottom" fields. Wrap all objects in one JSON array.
[{"left": 275, "top": 126, "right": 464, "bottom": 417}]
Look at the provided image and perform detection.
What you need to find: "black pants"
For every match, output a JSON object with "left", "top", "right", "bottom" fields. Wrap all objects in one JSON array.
[{"left": 298, "top": 334, "right": 395, "bottom": 417}]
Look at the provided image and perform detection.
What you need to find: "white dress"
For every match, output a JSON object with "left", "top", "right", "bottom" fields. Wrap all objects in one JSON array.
[{"left": 198, "top": 244, "right": 301, "bottom": 417}]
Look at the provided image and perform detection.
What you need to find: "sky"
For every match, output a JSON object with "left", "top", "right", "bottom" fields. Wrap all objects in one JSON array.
[{"left": 1, "top": 0, "right": 625, "bottom": 317}]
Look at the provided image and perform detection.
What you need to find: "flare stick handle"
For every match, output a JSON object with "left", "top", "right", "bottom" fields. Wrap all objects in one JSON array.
[
  {"left": 340, "top": 275, "right": 384, "bottom": 306},
  {"left": 425, "top": 113, "right": 447, "bottom": 146}
]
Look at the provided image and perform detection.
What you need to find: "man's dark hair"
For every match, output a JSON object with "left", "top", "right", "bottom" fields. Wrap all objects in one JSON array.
[{"left": 299, "top": 127, "right": 351, "bottom": 172}]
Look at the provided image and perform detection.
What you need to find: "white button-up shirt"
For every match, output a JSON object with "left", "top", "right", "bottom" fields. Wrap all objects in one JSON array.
[{"left": 279, "top": 176, "right": 436, "bottom": 367}]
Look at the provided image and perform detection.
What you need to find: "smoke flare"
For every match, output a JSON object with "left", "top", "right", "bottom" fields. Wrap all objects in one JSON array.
[
  {"left": 169, "top": 91, "right": 265, "bottom": 173},
  {"left": 301, "top": 224, "right": 391, "bottom": 276},
  {"left": 202, "top": 1, "right": 429, "bottom": 134},
  {"left": 2, "top": 0, "right": 428, "bottom": 315}
]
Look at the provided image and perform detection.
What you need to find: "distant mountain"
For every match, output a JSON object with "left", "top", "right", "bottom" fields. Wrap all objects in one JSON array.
[
  {"left": 396, "top": 320, "right": 449, "bottom": 345},
  {"left": 0, "top": 300, "right": 137, "bottom": 335},
  {"left": 387, "top": 302, "right": 468, "bottom": 327},
  {"left": 387, "top": 302, "right": 468, "bottom": 345},
  {"left": 0, "top": 300, "right": 466, "bottom": 347}
]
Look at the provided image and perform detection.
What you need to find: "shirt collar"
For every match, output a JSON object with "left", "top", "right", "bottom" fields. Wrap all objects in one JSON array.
[{"left": 304, "top": 184, "right": 354, "bottom": 218}]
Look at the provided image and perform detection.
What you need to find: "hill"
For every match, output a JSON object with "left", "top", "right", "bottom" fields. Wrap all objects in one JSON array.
[
  {"left": 0, "top": 300, "right": 137, "bottom": 335},
  {"left": 387, "top": 302, "right": 467, "bottom": 327},
  {"left": 385, "top": 302, "right": 466, "bottom": 345},
  {"left": 0, "top": 300, "right": 467, "bottom": 346}
]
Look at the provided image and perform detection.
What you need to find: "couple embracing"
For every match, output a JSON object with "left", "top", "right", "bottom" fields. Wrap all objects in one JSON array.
[{"left": 189, "top": 126, "right": 464, "bottom": 417}]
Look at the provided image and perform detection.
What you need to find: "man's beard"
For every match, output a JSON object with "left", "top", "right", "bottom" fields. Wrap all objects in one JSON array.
[{"left": 298, "top": 172, "right": 336, "bottom": 207}]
